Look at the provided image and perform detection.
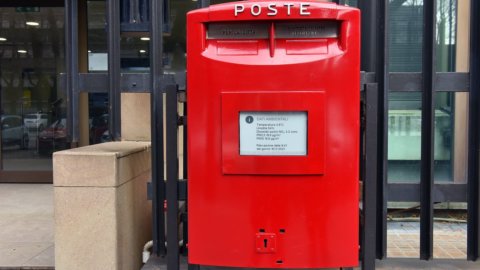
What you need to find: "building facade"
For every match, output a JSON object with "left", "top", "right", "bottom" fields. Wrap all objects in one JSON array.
[
  {"left": 1, "top": 0, "right": 480, "bottom": 267},
  {"left": 0, "top": 0, "right": 472, "bottom": 194}
]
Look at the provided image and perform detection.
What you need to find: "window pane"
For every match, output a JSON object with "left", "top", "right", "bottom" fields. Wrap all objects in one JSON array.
[
  {"left": 0, "top": 6, "right": 66, "bottom": 170},
  {"left": 434, "top": 93, "right": 453, "bottom": 182},
  {"left": 121, "top": 36, "right": 150, "bottom": 72},
  {"left": 388, "top": 92, "right": 423, "bottom": 183},
  {"left": 436, "top": 0, "right": 456, "bottom": 72},
  {"left": 87, "top": 1, "right": 108, "bottom": 72},
  {"left": 389, "top": 0, "right": 424, "bottom": 72},
  {"left": 388, "top": 91, "right": 466, "bottom": 184}
]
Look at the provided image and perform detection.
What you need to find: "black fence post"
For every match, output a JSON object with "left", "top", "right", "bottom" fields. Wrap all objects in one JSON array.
[
  {"left": 166, "top": 84, "right": 180, "bottom": 270},
  {"left": 198, "top": 0, "right": 209, "bottom": 9},
  {"left": 107, "top": 0, "right": 122, "bottom": 141},
  {"left": 65, "top": 0, "right": 79, "bottom": 146},
  {"left": 362, "top": 83, "right": 378, "bottom": 270},
  {"left": 358, "top": 0, "right": 387, "bottom": 260},
  {"left": 419, "top": 0, "right": 436, "bottom": 260},
  {"left": 150, "top": 0, "right": 166, "bottom": 256},
  {"left": 376, "top": 0, "right": 389, "bottom": 259},
  {"left": 358, "top": 0, "right": 377, "bottom": 73},
  {"left": 467, "top": 0, "right": 480, "bottom": 261}
]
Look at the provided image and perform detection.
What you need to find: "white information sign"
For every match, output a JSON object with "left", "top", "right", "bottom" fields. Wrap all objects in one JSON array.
[{"left": 239, "top": 111, "right": 307, "bottom": 156}]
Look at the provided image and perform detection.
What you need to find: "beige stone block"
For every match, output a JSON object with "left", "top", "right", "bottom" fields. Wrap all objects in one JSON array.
[
  {"left": 54, "top": 172, "right": 151, "bottom": 270},
  {"left": 55, "top": 187, "right": 118, "bottom": 270},
  {"left": 54, "top": 141, "right": 152, "bottom": 270},
  {"left": 121, "top": 93, "right": 151, "bottom": 141},
  {"left": 53, "top": 141, "right": 151, "bottom": 187},
  {"left": 118, "top": 171, "right": 152, "bottom": 269}
]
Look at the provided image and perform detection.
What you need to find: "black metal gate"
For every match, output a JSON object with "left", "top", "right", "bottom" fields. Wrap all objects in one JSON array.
[
  {"left": 63, "top": 0, "right": 480, "bottom": 269},
  {"left": 358, "top": 0, "right": 480, "bottom": 268}
]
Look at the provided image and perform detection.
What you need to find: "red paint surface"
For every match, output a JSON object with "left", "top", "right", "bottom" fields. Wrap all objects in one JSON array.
[{"left": 187, "top": 1, "right": 360, "bottom": 268}]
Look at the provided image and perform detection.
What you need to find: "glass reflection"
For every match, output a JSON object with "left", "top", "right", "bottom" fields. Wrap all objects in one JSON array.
[
  {"left": 0, "top": 7, "right": 66, "bottom": 171},
  {"left": 387, "top": 0, "right": 460, "bottom": 183}
]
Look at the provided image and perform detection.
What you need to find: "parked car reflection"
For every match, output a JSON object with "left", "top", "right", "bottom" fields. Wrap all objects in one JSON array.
[
  {"left": 100, "top": 130, "right": 112, "bottom": 143},
  {"left": 90, "top": 114, "right": 108, "bottom": 144},
  {"left": 38, "top": 118, "right": 68, "bottom": 155},
  {"left": 1, "top": 115, "right": 29, "bottom": 149},
  {"left": 24, "top": 113, "right": 49, "bottom": 132}
]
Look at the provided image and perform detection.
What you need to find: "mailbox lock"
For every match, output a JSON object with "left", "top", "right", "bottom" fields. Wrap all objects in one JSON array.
[{"left": 255, "top": 232, "right": 277, "bottom": 253}]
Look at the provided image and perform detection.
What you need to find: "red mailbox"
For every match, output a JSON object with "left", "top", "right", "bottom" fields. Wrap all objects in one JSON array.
[{"left": 187, "top": 1, "right": 360, "bottom": 268}]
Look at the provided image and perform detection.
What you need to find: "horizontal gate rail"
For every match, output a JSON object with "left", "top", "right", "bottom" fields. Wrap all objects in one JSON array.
[
  {"left": 60, "top": 72, "right": 471, "bottom": 94},
  {"left": 388, "top": 183, "right": 467, "bottom": 203}
]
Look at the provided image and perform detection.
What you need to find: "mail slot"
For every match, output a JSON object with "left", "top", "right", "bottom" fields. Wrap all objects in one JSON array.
[{"left": 187, "top": 1, "right": 360, "bottom": 268}]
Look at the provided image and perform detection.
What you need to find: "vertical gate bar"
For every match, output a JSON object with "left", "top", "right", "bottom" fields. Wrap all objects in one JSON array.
[
  {"left": 182, "top": 101, "right": 188, "bottom": 257},
  {"left": 64, "top": 0, "right": 72, "bottom": 142},
  {"left": 358, "top": 0, "right": 377, "bottom": 73},
  {"left": 166, "top": 84, "right": 180, "bottom": 270},
  {"left": 65, "top": 0, "right": 79, "bottom": 145},
  {"left": 376, "top": 0, "right": 389, "bottom": 259},
  {"left": 358, "top": 0, "right": 386, "bottom": 259},
  {"left": 467, "top": 0, "right": 480, "bottom": 261},
  {"left": 150, "top": 0, "right": 166, "bottom": 256},
  {"left": 121, "top": 0, "right": 129, "bottom": 23},
  {"left": 107, "top": 0, "right": 121, "bottom": 141},
  {"left": 140, "top": 0, "right": 149, "bottom": 22},
  {"left": 420, "top": 0, "right": 436, "bottom": 260},
  {"left": 198, "top": 0, "right": 210, "bottom": 9},
  {"left": 183, "top": 102, "right": 188, "bottom": 180},
  {"left": 362, "top": 83, "right": 378, "bottom": 270}
]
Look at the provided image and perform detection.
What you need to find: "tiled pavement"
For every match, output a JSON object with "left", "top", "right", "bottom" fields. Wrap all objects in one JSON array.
[
  {"left": 387, "top": 221, "right": 467, "bottom": 259},
  {"left": 0, "top": 184, "right": 54, "bottom": 268},
  {"left": 0, "top": 184, "right": 475, "bottom": 269}
]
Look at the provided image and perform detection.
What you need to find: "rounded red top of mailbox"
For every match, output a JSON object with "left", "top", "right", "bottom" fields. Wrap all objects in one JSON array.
[{"left": 188, "top": 0, "right": 358, "bottom": 22}]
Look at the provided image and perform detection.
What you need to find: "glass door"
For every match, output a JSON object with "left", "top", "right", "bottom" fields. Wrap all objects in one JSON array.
[{"left": 0, "top": 3, "right": 65, "bottom": 182}]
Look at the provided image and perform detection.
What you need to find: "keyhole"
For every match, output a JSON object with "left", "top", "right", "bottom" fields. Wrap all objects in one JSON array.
[{"left": 263, "top": 239, "right": 268, "bottom": 248}]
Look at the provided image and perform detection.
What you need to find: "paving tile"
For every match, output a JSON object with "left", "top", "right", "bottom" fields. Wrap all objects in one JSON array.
[
  {"left": 387, "top": 221, "right": 468, "bottom": 260},
  {"left": 0, "top": 217, "right": 53, "bottom": 243},
  {"left": 0, "top": 185, "right": 473, "bottom": 268},
  {"left": 402, "top": 251, "right": 418, "bottom": 258},
  {"left": 388, "top": 252, "right": 405, "bottom": 257},
  {"left": 0, "top": 242, "right": 51, "bottom": 267},
  {"left": 0, "top": 184, "right": 53, "bottom": 213},
  {"left": 0, "top": 184, "right": 54, "bottom": 268},
  {"left": 24, "top": 244, "right": 54, "bottom": 267},
  {"left": 433, "top": 251, "right": 450, "bottom": 259}
]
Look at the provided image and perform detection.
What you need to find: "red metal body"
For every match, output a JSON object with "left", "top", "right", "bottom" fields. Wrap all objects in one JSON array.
[{"left": 187, "top": 1, "right": 360, "bottom": 268}]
